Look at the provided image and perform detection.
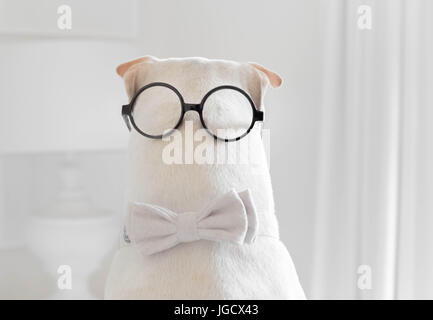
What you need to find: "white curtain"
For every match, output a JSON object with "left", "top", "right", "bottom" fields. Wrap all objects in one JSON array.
[{"left": 311, "top": 0, "right": 433, "bottom": 299}]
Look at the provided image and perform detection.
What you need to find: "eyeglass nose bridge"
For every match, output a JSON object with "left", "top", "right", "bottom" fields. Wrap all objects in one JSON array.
[{"left": 184, "top": 103, "right": 201, "bottom": 113}]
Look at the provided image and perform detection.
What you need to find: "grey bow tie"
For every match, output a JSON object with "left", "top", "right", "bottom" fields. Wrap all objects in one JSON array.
[{"left": 124, "top": 189, "right": 258, "bottom": 255}]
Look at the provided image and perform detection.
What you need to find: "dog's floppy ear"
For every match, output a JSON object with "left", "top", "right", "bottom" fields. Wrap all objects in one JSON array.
[
  {"left": 116, "top": 56, "right": 157, "bottom": 77},
  {"left": 247, "top": 62, "right": 283, "bottom": 111},
  {"left": 250, "top": 63, "right": 283, "bottom": 88},
  {"left": 116, "top": 56, "right": 157, "bottom": 99}
]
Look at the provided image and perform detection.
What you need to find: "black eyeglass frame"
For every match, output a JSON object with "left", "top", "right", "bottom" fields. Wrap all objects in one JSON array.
[{"left": 121, "top": 82, "right": 264, "bottom": 142}]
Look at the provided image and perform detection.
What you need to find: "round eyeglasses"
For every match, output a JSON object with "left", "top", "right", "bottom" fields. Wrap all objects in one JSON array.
[{"left": 121, "top": 82, "right": 264, "bottom": 142}]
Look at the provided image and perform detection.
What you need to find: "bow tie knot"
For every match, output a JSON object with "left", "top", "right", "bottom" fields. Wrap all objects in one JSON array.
[
  {"left": 176, "top": 212, "right": 200, "bottom": 242},
  {"left": 124, "top": 189, "right": 259, "bottom": 255}
]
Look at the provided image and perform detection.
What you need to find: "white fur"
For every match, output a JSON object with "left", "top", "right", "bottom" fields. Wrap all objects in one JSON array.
[{"left": 104, "top": 56, "right": 305, "bottom": 299}]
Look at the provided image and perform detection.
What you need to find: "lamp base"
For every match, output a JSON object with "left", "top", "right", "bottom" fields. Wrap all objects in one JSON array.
[{"left": 25, "top": 155, "right": 119, "bottom": 299}]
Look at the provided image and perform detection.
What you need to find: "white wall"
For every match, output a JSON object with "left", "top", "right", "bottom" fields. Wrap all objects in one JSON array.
[
  {"left": 0, "top": 0, "right": 138, "bottom": 153},
  {"left": 0, "top": 39, "right": 134, "bottom": 153}
]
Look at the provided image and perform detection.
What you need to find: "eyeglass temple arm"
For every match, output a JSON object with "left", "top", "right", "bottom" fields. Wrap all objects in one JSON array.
[
  {"left": 122, "top": 105, "right": 132, "bottom": 131},
  {"left": 254, "top": 110, "right": 264, "bottom": 122}
]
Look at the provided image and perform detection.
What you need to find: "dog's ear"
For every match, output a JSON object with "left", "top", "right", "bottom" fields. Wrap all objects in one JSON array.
[
  {"left": 116, "top": 56, "right": 157, "bottom": 77},
  {"left": 249, "top": 63, "right": 283, "bottom": 88},
  {"left": 247, "top": 62, "right": 282, "bottom": 110},
  {"left": 116, "top": 56, "right": 157, "bottom": 99}
]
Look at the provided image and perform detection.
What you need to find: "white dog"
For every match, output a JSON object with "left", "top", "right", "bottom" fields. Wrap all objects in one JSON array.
[{"left": 104, "top": 56, "right": 305, "bottom": 299}]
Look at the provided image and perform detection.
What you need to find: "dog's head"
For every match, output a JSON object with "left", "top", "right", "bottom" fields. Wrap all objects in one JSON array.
[{"left": 116, "top": 56, "right": 281, "bottom": 210}]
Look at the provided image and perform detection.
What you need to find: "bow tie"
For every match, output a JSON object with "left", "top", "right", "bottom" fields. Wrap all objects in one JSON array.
[{"left": 124, "top": 189, "right": 258, "bottom": 255}]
